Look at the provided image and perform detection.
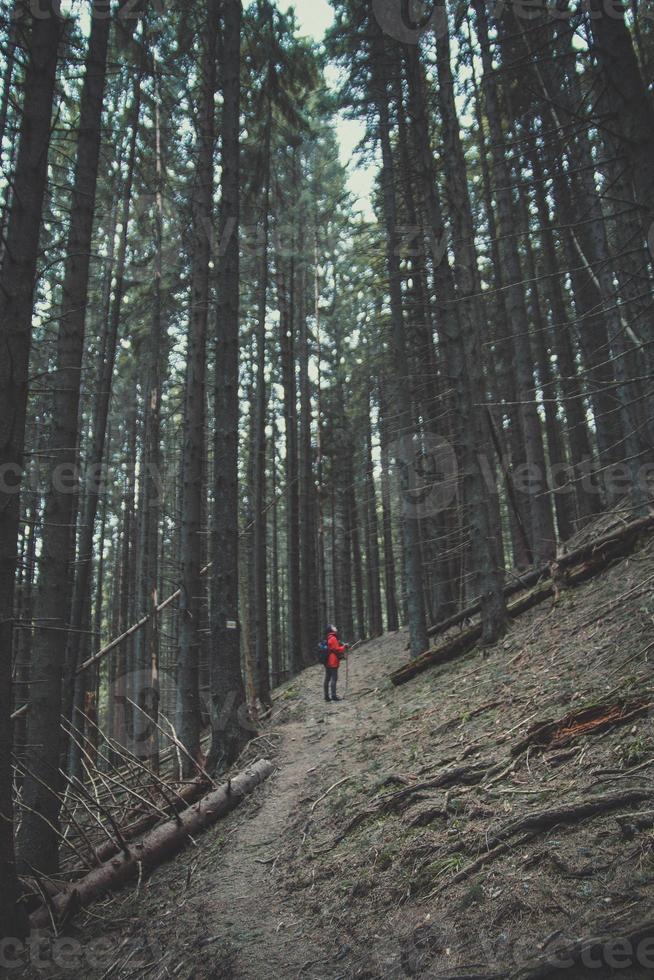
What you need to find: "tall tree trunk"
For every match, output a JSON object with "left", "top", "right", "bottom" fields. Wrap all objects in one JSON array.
[
  {"left": 513, "top": 166, "right": 575, "bottom": 542},
  {"left": 368, "top": 16, "right": 428, "bottom": 659},
  {"left": 588, "top": 0, "right": 654, "bottom": 244},
  {"left": 18, "top": 3, "right": 113, "bottom": 873},
  {"left": 473, "top": 0, "right": 557, "bottom": 563},
  {"left": 178, "top": 0, "right": 219, "bottom": 778},
  {"left": 528, "top": 140, "right": 600, "bottom": 524},
  {"left": 298, "top": 234, "right": 319, "bottom": 666},
  {"left": 0, "top": 4, "right": 61, "bottom": 917},
  {"left": 270, "top": 422, "right": 282, "bottom": 687},
  {"left": 364, "top": 392, "right": 383, "bottom": 638},
  {"left": 277, "top": 246, "right": 302, "bottom": 674},
  {"left": 378, "top": 384, "right": 399, "bottom": 632},
  {"left": 135, "top": 68, "right": 165, "bottom": 775},
  {"left": 66, "top": 71, "right": 142, "bottom": 778},
  {"left": 253, "top": 84, "right": 272, "bottom": 705},
  {"left": 208, "top": 0, "right": 247, "bottom": 774},
  {"left": 430, "top": 11, "right": 506, "bottom": 641}
]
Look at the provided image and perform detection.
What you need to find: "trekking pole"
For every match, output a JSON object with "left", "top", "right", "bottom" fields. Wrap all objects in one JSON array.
[{"left": 345, "top": 639, "right": 363, "bottom": 698}]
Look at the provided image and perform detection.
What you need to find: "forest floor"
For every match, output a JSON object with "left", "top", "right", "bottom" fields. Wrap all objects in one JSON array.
[{"left": 25, "top": 529, "right": 654, "bottom": 979}]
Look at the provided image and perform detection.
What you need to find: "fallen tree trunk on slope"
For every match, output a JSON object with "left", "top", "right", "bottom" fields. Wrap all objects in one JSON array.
[
  {"left": 92, "top": 775, "right": 211, "bottom": 864},
  {"left": 392, "top": 515, "right": 654, "bottom": 686},
  {"left": 30, "top": 759, "right": 275, "bottom": 930},
  {"left": 425, "top": 513, "right": 654, "bottom": 642},
  {"left": 392, "top": 583, "right": 553, "bottom": 686}
]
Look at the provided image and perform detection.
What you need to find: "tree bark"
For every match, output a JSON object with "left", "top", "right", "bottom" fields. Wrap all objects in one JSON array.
[
  {"left": 253, "top": 75, "right": 273, "bottom": 703},
  {"left": 474, "top": 0, "right": 557, "bottom": 563},
  {"left": 208, "top": 0, "right": 248, "bottom": 774},
  {"left": 178, "top": 0, "right": 219, "bottom": 778},
  {"left": 65, "top": 70, "right": 143, "bottom": 777},
  {"left": 0, "top": 2, "right": 62, "bottom": 933},
  {"left": 430, "top": 9, "right": 506, "bottom": 642},
  {"left": 18, "top": 1, "right": 113, "bottom": 875},
  {"left": 368, "top": 16, "right": 428, "bottom": 659},
  {"left": 588, "top": 0, "right": 654, "bottom": 244}
]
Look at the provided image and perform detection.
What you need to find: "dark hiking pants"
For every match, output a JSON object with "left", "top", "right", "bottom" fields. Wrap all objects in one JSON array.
[{"left": 324, "top": 666, "right": 338, "bottom": 700}]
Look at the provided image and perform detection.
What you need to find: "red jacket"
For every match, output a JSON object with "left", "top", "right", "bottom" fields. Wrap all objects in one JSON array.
[{"left": 326, "top": 631, "right": 346, "bottom": 669}]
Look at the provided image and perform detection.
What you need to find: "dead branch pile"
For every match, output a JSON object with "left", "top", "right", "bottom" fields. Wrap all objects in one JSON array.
[{"left": 29, "top": 758, "right": 275, "bottom": 930}]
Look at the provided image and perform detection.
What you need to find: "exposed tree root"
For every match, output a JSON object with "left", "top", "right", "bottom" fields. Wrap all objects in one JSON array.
[
  {"left": 484, "top": 788, "right": 651, "bottom": 849},
  {"left": 430, "top": 832, "right": 538, "bottom": 896},
  {"left": 328, "top": 762, "right": 495, "bottom": 846}
]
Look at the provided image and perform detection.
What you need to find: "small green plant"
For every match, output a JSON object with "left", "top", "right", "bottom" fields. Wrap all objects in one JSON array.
[
  {"left": 278, "top": 684, "right": 300, "bottom": 701},
  {"left": 624, "top": 734, "right": 648, "bottom": 765}
]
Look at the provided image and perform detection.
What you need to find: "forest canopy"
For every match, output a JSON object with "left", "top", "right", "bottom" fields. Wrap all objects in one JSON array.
[{"left": 0, "top": 0, "right": 652, "bottom": 943}]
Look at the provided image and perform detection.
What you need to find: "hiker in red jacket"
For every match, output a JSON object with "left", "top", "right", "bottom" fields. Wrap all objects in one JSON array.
[{"left": 324, "top": 624, "right": 347, "bottom": 702}]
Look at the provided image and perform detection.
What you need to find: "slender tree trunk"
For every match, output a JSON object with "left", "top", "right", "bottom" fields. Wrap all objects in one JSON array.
[
  {"left": 298, "top": 235, "right": 319, "bottom": 666},
  {"left": 178, "top": 0, "right": 219, "bottom": 777},
  {"left": 66, "top": 71, "right": 142, "bottom": 777},
  {"left": 270, "top": 422, "right": 282, "bottom": 687},
  {"left": 378, "top": 385, "right": 399, "bottom": 632},
  {"left": 0, "top": 5, "right": 61, "bottom": 920},
  {"left": 513, "top": 167, "right": 575, "bottom": 541},
  {"left": 431, "top": 10, "right": 506, "bottom": 641},
  {"left": 364, "top": 393, "right": 383, "bottom": 637},
  {"left": 276, "top": 245, "right": 302, "bottom": 674},
  {"left": 208, "top": 0, "right": 247, "bottom": 774},
  {"left": 473, "top": 0, "right": 556, "bottom": 563},
  {"left": 588, "top": 0, "right": 654, "bottom": 243},
  {"left": 368, "top": 16, "right": 428, "bottom": 658},
  {"left": 253, "top": 86, "right": 272, "bottom": 705},
  {"left": 134, "top": 69, "right": 165, "bottom": 775},
  {"left": 528, "top": 141, "right": 600, "bottom": 524},
  {"left": 18, "top": 2, "right": 113, "bottom": 873}
]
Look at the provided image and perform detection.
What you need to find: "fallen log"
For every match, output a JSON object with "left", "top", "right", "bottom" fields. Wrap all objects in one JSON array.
[
  {"left": 508, "top": 917, "right": 654, "bottom": 979},
  {"left": 391, "top": 514, "right": 654, "bottom": 687},
  {"left": 425, "top": 513, "right": 654, "bottom": 642},
  {"left": 92, "top": 776, "right": 211, "bottom": 864},
  {"left": 30, "top": 759, "right": 275, "bottom": 930},
  {"left": 391, "top": 582, "right": 553, "bottom": 687}
]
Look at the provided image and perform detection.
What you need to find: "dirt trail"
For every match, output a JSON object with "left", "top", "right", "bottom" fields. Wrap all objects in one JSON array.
[
  {"left": 75, "top": 632, "right": 404, "bottom": 980},
  {"left": 197, "top": 635, "right": 399, "bottom": 979}
]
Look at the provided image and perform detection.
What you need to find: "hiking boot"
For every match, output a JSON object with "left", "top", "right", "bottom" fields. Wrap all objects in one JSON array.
[
  {"left": 331, "top": 696, "right": 342, "bottom": 702},
  {"left": 324, "top": 696, "right": 331, "bottom": 702}
]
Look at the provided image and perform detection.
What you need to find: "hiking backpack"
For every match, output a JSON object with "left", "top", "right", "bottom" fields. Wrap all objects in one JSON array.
[{"left": 316, "top": 640, "right": 329, "bottom": 666}]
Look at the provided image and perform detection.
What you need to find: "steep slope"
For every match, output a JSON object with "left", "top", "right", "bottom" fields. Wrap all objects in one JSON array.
[{"left": 39, "top": 532, "right": 654, "bottom": 979}]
